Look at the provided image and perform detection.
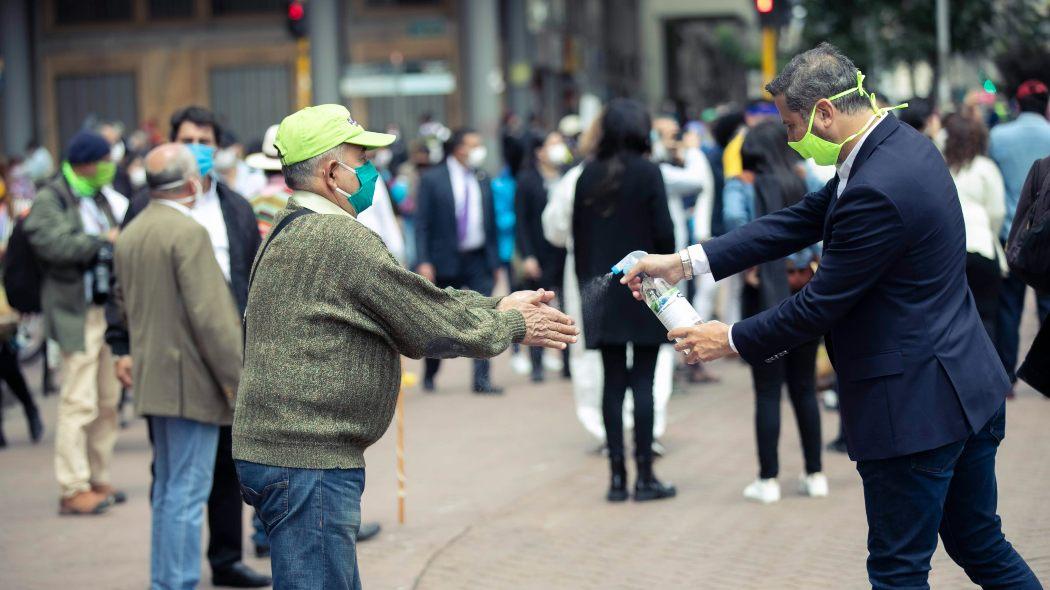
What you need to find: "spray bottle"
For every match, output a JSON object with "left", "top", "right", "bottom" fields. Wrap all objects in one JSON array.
[{"left": 611, "top": 250, "right": 702, "bottom": 332}]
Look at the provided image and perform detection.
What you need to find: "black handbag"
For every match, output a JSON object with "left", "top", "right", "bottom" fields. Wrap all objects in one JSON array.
[{"left": 1005, "top": 157, "right": 1050, "bottom": 293}]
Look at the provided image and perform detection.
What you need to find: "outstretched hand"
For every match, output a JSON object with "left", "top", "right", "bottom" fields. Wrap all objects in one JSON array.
[
  {"left": 619, "top": 253, "right": 683, "bottom": 301},
  {"left": 499, "top": 289, "right": 579, "bottom": 350}
]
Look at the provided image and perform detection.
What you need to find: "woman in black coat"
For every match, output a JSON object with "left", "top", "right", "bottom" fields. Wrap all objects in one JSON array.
[{"left": 572, "top": 98, "right": 677, "bottom": 502}]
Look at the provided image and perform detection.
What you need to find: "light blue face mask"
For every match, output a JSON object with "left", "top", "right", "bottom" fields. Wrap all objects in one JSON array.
[
  {"left": 335, "top": 160, "right": 379, "bottom": 214},
  {"left": 186, "top": 143, "right": 216, "bottom": 177}
]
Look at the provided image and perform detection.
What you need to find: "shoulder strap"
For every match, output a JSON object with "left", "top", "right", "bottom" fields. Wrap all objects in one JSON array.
[{"left": 247, "top": 208, "right": 317, "bottom": 292}]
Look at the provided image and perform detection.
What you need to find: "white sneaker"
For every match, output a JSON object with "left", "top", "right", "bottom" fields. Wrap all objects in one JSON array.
[
  {"left": 743, "top": 478, "right": 781, "bottom": 504},
  {"left": 799, "top": 472, "right": 829, "bottom": 497},
  {"left": 510, "top": 352, "right": 531, "bottom": 375},
  {"left": 542, "top": 353, "right": 564, "bottom": 372}
]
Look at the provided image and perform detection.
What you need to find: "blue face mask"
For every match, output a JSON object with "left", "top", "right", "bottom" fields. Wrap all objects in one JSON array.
[
  {"left": 335, "top": 160, "right": 379, "bottom": 214},
  {"left": 186, "top": 143, "right": 216, "bottom": 177}
]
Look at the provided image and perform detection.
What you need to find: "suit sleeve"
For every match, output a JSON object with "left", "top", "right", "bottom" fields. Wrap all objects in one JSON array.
[
  {"left": 730, "top": 186, "right": 906, "bottom": 363},
  {"left": 23, "top": 189, "right": 105, "bottom": 266},
  {"left": 104, "top": 276, "right": 130, "bottom": 356},
  {"left": 174, "top": 225, "right": 243, "bottom": 402},
  {"left": 414, "top": 175, "right": 433, "bottom": 267},
  {"left": 702, "top": 177, "right": 834, "bottom": 280}
]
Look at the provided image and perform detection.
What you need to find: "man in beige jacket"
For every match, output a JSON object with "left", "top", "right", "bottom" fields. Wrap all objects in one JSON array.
[{"left": 112, "top": 143, "right": 242, "bottom": 590}]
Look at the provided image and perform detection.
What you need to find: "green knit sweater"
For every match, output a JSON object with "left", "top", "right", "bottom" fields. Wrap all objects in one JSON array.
[{"left": 232, "top": 197, "right": 526, "bottom": 469}]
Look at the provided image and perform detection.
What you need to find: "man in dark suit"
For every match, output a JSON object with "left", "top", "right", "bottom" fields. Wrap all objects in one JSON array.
[
  {"left": 415, "top": 128, "right": 503, "bottom": 394},
  {"left": 623, "top": 43, "right": 1040, "bottom": 589},
  {"left": 106, "top": 107, "right": 270, "bottom": 588}
]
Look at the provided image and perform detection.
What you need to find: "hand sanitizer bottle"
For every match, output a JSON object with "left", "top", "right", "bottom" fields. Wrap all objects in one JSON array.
[{"left": 611, "top": 250, "right": 702, "bottom": 332}]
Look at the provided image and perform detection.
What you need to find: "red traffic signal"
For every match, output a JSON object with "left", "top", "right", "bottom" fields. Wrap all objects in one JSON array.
[
  {"left": 287, "top": 0, "right": 306, "bottom": 38},
  {"left": 756, "top": 0, "right": 774, "bottom": 13}
]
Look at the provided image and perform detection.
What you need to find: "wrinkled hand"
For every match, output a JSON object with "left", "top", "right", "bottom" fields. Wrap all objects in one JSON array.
[
  {"left": 115, "top": 355, "right": 133, "bottom": 388},
  {"left": 499, "top": 289, "right": 578, "bottom": 350},
  {"left": 523, "top": 256, "right": 542, "bottom": 280},
  {"left": 619, "top": 253, "right": 683, "bottom": 301},
  {"left": 417, "top": 263, "right": 436, "bottom": 283},
  {"left": 668, "top": 321, "right": 733, "bottom": 364}
]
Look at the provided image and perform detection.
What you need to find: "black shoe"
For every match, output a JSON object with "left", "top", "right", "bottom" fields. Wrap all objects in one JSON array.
[
  {"left": 423, "top": 376, "right": 435, "bottom": 392},
  {"left": 607, "top": 458, "right": 628, "bottom": 502},
  {"left": 26, "top": 408, "right": 44, "bottom": 443},
  {"left": 826, "top": 437, "right": 849, "bottom": 454},
  {"left": 473, "top": 383, "right": 504, "bottom": 395},
  {"left": 212, "top": 562, "right": 272, "bottom": 588},
  {"left": 530, "top": 371, "right": 545, "bottom": 383},
  {"left": 633, "top": 458, "right": 676, "bottom": 502},
  {"left": 358, "top": 521, "right": 382, "bottom": 542},
  {"left": 254, "top": 544, "right": 270, "bottom": 559}
]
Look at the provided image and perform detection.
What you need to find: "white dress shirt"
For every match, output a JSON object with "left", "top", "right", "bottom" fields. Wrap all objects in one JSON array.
[
  {"left": 446, "top": 157, "right": 485, "bottom": 251},
  {"left": 685, "top": 116, "right": 884, "bottom": 353},
  {"left": 190, "top": 178, "right": 231, "bottom": 283}
]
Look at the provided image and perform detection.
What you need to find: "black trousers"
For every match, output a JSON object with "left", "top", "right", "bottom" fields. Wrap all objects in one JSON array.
[
  {"left": 0, "top": 340, "right": 37, "bottom": 426},
  {"left": 600, "top": 344, "right": 659, "bottom": 461},
  {"left": 424, "top": 249, "right": 496, "bottom": 388},
  {"left": 751, "top": 338, "right": 822, "bottom": 479},
  {"left": 965, "top": 252, "right": 1002, "bottom": 342}
]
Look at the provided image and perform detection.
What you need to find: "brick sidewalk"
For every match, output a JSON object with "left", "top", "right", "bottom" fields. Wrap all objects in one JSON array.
[{"left": 2, "top": 347, "right": 1049, "bottom": 589}]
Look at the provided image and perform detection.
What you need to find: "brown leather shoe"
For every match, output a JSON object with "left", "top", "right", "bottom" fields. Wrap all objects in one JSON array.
[
  {"left": 59, "top": 491, "right": 111, "bottom": 515},
  {"left": 91, "top": 483, "right": 127, "bottom": 504}
]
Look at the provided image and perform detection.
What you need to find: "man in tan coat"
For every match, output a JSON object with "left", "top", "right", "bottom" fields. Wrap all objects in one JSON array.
[{"left": 111, "top": 143, "right": 242, "bottom": 590}]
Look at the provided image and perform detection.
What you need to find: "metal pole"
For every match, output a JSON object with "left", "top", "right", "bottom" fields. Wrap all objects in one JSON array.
[
  {"left": 296, "top": 38, "right": 312, "bottom": 110},
  {"left": 505, "top": 0, "right": 531, "bottom": 119},
  {"left": 935, "top": 0, "right": 950, "bottom": 107},
  {"left": 307, "top": 0, "right": 341, "bottom": 105},
  {"left": 461, "top": 0, "right": 503, "bottom": 175},
  {"left": 1, "top": 0, "right": 35, "bottom": 155}
]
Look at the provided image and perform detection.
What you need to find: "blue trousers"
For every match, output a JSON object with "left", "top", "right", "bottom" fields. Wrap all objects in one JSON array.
[
  {"left": 149, "top": 416, "right": 220, "bottom": 590},
  {"left": 236, "top": 460, "right": 365, "bottom": 590},
  {"left": 995, "top": 270, "right": 1050, "bottom": 382},
  {"left": 856, "top": 404, "right": 1041, "bottom": 589}
]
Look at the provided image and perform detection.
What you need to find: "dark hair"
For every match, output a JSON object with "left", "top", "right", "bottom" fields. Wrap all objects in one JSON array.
[
  {"left": 767, "top": 42, "right": 868, "bottom": 116},
  {"left": 579, "top": 98, "right": 651, "bottom": 216},
  {"left": 899, "top": 97, "right": 934, "bottom": 132},
  {"left": 943, "top": 114, "right": 988, "bottom": 172},
  {"left": 443, "top": 127, "right": 477, "bottom": 159},
  {"left": 711, "top": 112, "right": 745, "bottom": 149},
  {"left": 741, "top": 121, "right": 807, "bottom": 209},
  {"left": 1019, "top": 92, "right": 1049, "bottom": 115},
  {"left": 169, "top": 106, "right": 223, "bottom": 142}
]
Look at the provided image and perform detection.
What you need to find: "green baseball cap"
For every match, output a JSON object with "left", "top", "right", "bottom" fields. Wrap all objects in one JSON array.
[{"left": 273, "top": 104, "right": 396, "bottom": 165}]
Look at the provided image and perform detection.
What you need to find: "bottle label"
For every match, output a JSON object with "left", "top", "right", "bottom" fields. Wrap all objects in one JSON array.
[{"left": 653, "top": 291, "right": 702, "bottom": 331}]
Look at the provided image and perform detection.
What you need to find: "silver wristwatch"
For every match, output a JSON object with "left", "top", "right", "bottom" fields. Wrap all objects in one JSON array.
[{"left": 679, "top": 249, "right": 694, "bottom": 280}]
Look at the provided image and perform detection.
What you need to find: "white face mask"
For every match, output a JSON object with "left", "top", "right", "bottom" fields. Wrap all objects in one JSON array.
[
  {"left": 545, "top": 143, "right": 571, "bottom": 165},
  {"left": 467, "top": 145, "right": 488, "bottom": 169},
  {"left": 213, "top": 148, "right": 238, "bottom": 172},
  {"left": 373, "top": 148, "right": 393, "bottom": 170},
  {"left": 110, "top": 141, "right": 126, "bottom": 163},
  {"left": 129, "top": 166, "right": 147, "bottom": 188}
]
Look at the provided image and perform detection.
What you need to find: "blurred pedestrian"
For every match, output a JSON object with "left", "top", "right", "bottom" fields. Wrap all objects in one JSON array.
[
  {"left": 390, "top": 139, "right": 432, "bottom": 267},
  {"left": 112, "top": 143, "right": 242, "bottom": 590},
  {"left": 724, "top": 121, "right": 825, "bottom": 504},
  {"left": 573, "top": 98, "right": 677, "bottom": 503},
  {"left": 24, "top": 130, "right": 127, "bottom": 515},
  {"left": 233, "top": 104, "right": 576, "bottom": 589},
  {"left": 106, "top": 106, "right": 270, "bottom": 588},
  {"left": 94, "top": 121, "right": 136, "bottom": 200},
  {"left": 215, "top": 130, "right": 266, "bottom": 199},
  {"left": 245, "top": 124, "right": 292, "bottom": 237},
  {"left": 22, "top": 138, "right": 55, "bottom": 187},
  {"left": 415, "top": 128, "right": 504, "bottom": 394},
  {"left": 944, "top": 114, "right": 1007, "bottom": 340},
  {"left": 515, "top": 131, "right": 571, "bottom": 382},
  {"left": 899, "top": 96, "right": 944, "bottom": 150},
  {"left": 990, "top": 79, "right": 1050, "bottom": 388},
  {"left": 1010, "top": 156, "right": 1050, "bottom": 396}
]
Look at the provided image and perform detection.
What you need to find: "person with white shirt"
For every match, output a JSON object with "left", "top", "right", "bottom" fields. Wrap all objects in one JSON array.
[
  {"left": 621, "top": 43, "right": 1039, "bottom": 588},
  {"left": 106, "top": 107, "right": 271, "bottom": 589},
  {"left": 944, "top": 114, "right": 1007, "bottom": 340},
  {"left": 415, "top": 128, "right": 505, "bottom": 394}
]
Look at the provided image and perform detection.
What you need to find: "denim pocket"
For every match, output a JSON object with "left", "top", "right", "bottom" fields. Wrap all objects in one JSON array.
[
  {"left": 910, "top": 440, "right": 966, "bottom": 474},
  {"left": 235, "top": 462, "right": 290, "bottom": 530},
  {"left": 986, "top": 404, "right": 1006, "bottom": 444}
]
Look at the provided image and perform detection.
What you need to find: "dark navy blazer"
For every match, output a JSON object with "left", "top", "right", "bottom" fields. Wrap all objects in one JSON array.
[
  {"left": 414, "top": 162, "right": 501, "bottom": 280},
  {"left": 704, "top": 116, "right": 1009, "bottom": 461}
]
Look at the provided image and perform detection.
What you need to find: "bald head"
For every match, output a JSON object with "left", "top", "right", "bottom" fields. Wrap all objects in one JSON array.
[{"left": 145, "top": 143, "right": 200, "bottom": 198}]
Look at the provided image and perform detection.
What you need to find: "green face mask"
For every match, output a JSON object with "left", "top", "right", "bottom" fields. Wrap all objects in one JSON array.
[
  {"left": 62, "top": 160, "right": 117, "bottom": 197},
  {"left": 787, "top": 71, "right": 907, "bottom": 166}
]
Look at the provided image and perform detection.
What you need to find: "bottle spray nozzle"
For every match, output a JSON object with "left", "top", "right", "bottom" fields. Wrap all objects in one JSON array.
[{"left": 611, "top": 250, "right": 649, "bottom": 276}]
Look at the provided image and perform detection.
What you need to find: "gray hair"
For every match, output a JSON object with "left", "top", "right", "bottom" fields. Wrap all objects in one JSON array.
[
  {"left": 766, "top": 42, "right": 869, "bottom": 116},
  {"left": 282, "top": 144, "right": 346, "bottom": 190},
  {"left": 146, "top": 143, "right": 198, "bottom": 193}
]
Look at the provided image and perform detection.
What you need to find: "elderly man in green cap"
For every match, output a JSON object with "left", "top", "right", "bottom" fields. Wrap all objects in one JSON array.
[{"left": 232, "top": 105, "right": 578, "bottom": 588}]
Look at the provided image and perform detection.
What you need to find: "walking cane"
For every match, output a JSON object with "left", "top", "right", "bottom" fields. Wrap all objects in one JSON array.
[{"left": 397, "top": 372, "right": 417, "bottom": 524}]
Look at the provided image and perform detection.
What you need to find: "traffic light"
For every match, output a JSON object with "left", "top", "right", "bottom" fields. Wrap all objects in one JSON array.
[
  {"left": 287, "top": 0, "right": 306, "bottom": 39},
  {"left": 755, "top": 0, "right": 789, "bottom": 27}
]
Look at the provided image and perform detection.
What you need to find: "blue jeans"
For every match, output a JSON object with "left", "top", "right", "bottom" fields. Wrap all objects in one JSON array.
[
  {"left": 236, "top": 460, "right": 365, "bottom": 590},
  {"left": 856, "top": 404, "right": 1041, "bottom": 590},
  {"left": 149, "top": 416, "right": 220, "bottom": 590},
  {"left": 995, "top": 270, "right": 1050, "bottom": 382}
]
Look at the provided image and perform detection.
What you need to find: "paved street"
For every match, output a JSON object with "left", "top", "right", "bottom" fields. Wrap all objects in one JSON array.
[{"left": 1, "top": 308, "right": 1048, "bottom": 589}]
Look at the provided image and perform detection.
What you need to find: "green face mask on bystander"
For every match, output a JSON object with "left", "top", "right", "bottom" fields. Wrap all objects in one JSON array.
[{"left": 62, "top": 160, "right": 116, "bottom": 197}]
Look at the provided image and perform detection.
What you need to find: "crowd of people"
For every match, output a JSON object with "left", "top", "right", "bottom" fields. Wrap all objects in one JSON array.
[{"left": 0, "top": 42, "right": 1048, "bottom": 588}]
